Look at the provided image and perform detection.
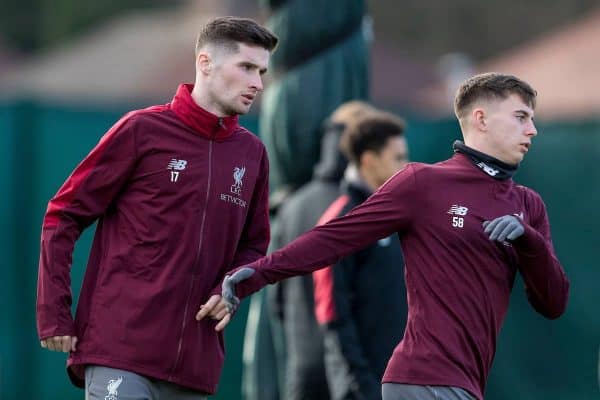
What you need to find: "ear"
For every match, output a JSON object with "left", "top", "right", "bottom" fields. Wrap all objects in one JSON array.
[
  {"left": 197, "top": 52, "right": 212, "bottom": 75},
  {"left": 360, "top": 150, "right": 377, "bottom": 169},
  {"left": 472, "top": 107, "right": 487, "bottom": 132}
]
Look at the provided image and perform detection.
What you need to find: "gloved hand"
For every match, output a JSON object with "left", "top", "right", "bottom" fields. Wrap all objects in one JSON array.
[
  {"left": 483, "top": 215, "right": 524, "bottom": 242},
  {"left": 222, "top": 267, "right": 255, "bottom": 315}
]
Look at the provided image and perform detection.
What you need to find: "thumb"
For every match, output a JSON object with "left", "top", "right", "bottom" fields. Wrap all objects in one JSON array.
[{"left": 71, "top": 337, "right": 78, "bottom": 352}]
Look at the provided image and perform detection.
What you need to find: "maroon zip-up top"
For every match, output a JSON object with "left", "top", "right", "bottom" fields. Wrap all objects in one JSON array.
[
  {"left": 230, "top": 154, "right": 569, "bottom": 399},
  {"left": 37, "top": 84, "right": 270, "bottom": 393}
]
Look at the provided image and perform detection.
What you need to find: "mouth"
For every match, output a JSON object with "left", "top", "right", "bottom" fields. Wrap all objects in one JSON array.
[
  {"left": 519, "top": 143, "right": 530, "bottom": 153},
  {"left": 241, "top": 94, "right": 255, "bottom": 103}
]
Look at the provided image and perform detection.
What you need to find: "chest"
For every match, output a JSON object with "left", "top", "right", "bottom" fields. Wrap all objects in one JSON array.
[
  {"left": 423, "top": 181, "right": 527, "bottom": 234},
  {"left": 413, "top": 181, "right": 530, "bottom": 275},
  {"left": 126, "top": 131, "right": 262, "bottom": 214}
]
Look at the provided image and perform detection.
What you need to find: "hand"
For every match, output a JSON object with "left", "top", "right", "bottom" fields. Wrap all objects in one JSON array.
[
  {"left": 483, "top": 215, "right": 524, "bottom": 242},
  {"left": 221, "top": 267, "right": 255, "bottom": 315},
  {"left": 40, "top": 335, "right": 78, "bottom": 353},
  {"left": 196, "top": 295, "right": 231, "bottom": 332}
]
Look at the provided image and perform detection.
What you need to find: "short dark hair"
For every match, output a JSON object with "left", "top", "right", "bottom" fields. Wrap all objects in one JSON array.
[
  {"left": 340, "top": 111, "right": 406, "bottom": 164},
  {"left": 196, "top": 16, "right": 278, "bottom": 54},
  {"left": 454, "top": 72, "right": 537, "bottom": 119}
]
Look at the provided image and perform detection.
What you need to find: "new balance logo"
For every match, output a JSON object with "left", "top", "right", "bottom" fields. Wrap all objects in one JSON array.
[
  {"left": 447, "top": 205, "right": 468, "bottom": 216},
  {"left": 167, "top": 159, "right": 187, "bottom": 170},
  {"left": 477, "top": 162, "right": 499, "bottom": 177},
  {"left": 167, "top": 159, "right": 187, "bottom": 182},
  {"left": 448, "top": 205, "right": 468, "bottom": 229}
]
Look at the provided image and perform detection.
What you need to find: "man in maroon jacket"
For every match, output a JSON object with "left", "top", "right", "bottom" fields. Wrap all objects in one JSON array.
[
  {"left": 37, "top": 17, "right": 277, "bottom": 399},
  {"left": 200, "top": 73, "right": 570, "bottom": 400}
]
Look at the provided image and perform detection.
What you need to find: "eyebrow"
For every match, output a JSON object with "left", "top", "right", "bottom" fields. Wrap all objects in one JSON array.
[
  {"left": 241, "top": 61, "right": 268, "bottom": 75},
  {"left": 515, "top": 109, "right": 534, "bottom": 119}
]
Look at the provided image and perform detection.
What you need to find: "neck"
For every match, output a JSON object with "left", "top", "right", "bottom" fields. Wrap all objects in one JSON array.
[
  {"left": 463, "top": 135, "right": 511, "bottom": 165},
  {"left": 357, "top": 165, "right": 379, "bottom": 192},
  {"left": 453, "top": 140, "right": 518, "bottom": 180},
  {"left": 190, "top": 82, "right": 227, "bottom": 117},
  {"left": 345, "top": 164, "right": 375, "bottom": 194}
]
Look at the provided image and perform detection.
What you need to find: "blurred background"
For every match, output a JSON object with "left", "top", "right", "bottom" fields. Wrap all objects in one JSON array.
[{"left": 1, "top": 0, "right": 599, "bottom": 399}]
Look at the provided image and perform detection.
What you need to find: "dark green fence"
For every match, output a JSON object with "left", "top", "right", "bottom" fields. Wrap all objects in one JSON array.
[{"left": 0, "top": 101, "right": 598, "bottom": 399}]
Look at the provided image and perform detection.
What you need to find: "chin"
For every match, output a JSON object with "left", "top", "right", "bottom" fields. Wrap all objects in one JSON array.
[
  {"left": 231, "top": 102, "right": 252, "bottom": 116},
  {"left": 512, "top": 154, "right": 524, "bottom": 164}
]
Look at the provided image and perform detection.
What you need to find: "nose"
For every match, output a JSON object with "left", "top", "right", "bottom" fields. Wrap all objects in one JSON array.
[
  {"left": 251, "top": 73, "right": 263, "bottom": 92},
  {"left": 527, "top": 120, "right": 538, "bottom": 137}
]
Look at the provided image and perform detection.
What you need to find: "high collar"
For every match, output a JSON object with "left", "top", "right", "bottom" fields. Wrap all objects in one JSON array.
[
  {"left": 452, "top": 140, "right": 518, "bottom": 180},
  {"left": 341, "top": 165, "right": 373, "bottom": 200},
  {"left": 170, "top": 83, "right": 239, "bottom": 141},
  {"left": 313, "top": 120, "right": 348, "bottom": 182}
]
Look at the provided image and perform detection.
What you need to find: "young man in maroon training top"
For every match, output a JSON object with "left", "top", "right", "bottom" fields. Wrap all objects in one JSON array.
[
  {"left": 37, "top": 17, "right": 277, "bottom": 399},
  {"left": 199, "top": 73, "right": 569, "bottom": 400}
]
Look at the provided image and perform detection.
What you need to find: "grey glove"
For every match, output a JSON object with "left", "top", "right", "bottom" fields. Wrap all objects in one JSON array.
[
  {"left": 222, "top": 267, "right": 255, "bottom": 315},
  {"left": 483, "top": 215, "right": 524, "bottom": 242}
]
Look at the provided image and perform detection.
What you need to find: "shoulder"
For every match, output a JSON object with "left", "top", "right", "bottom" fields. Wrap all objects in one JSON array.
[
  {"left": 405, "top": 160, "right": 456, "bottom": 177},
  {"left": 387, "top": 161, "right": 436, "bottom": 186},
  {"left": 279, "top": 182, "right": 340, "bottom": 219},
  {"left": 514, "top": 183, "right": 546, "bottom": 210},
  {"left": 514, "top": 183, "right": 544, "bottom": 204},
  {"left": 235, "top": 126, "right": 265, "bottom": 147},
  {"left": 512, "top": 183, "right": 548, "bottom": 225},
  {"left": 117, "top": 104, "right": 172, "bottom": 129}
]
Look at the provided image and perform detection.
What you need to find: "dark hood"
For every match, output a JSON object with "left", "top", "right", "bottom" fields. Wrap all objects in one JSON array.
[{"left": 313, "top": 120, "right": 348, "bottom": 182}]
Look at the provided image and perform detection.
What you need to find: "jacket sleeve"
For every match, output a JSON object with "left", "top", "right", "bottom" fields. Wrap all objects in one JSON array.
[
  {"left": 231, "top": 163, "right": 419, "bottom": 299},
  {"left": 37, "top": 114, "right": 138, "bottom": 340},
  {"left": 513, "top": 190, "right": 569, "bottom": 319},
  {"left": 229, "top": 148, "right": 270, "bottom": 269},
  {"left": 314, "top": 256, "right": 381, "bottom": 400}
]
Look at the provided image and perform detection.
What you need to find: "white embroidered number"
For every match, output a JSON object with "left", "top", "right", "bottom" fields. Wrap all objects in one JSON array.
[{"left": 452, "top": 216, "right": 464, "bottom": 228}]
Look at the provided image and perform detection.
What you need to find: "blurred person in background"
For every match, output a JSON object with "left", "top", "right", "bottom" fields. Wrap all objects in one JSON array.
[
  {"left": 266, "top": 100, "right": 377, "bottom": 400},
  {"left": 36, "top": 16, "right": 277, "bottom": 400},
  {"left": 312, "top": 111, "right": 409, "bottom": 400},
  {"left": 200, "top": 72, "right": 569, "bottom": 400}
]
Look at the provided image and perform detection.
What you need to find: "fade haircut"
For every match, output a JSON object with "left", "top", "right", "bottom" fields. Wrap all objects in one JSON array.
[
  {"left": 454, "top": 72, "right": 537, "bottom": 120},
  {"left": 340, "top": 111, "right": 406, "bottom": 164},
  {"left": 195, "top": 16, "right": 278, "bottom": 55}
]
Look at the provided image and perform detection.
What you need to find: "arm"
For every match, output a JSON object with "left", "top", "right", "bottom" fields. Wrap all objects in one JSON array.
[
  {"left": 483, "top": 192, "right": 569, "bottom": 319},
  {"left": 37, "top": 115, "right": 138, "bottom": 343},
  {"left": 232, "top": 163, "right": 419, "bottom": 299},
  {"left": 512, "top": 193, "right": 569, "bottom": 319},
  {"left": 314, "top": 256, "right": 381, "bottom": 400}
]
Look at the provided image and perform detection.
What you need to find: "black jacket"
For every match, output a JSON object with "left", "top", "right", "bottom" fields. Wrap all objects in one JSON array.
[{"left": 313, "top": 174, "right": 408, "bottom": 400}]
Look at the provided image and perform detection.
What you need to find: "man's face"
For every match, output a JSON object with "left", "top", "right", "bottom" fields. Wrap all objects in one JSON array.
[
  {"left": 370, "top": 136, "right": 409, "bottom": 187},
  {"left": 483, "top": 94, "right": 537, "bottom": 164},
  {"left": 204, "top": 43, "right": 270, "bottom": 116}
]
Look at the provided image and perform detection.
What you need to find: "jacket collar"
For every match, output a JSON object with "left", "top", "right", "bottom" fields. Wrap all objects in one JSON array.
[
  {"left": 342, "top": 165, "right": 373, "bottom": 200},
  {"left": 171, "top": 83, "right": 239, "bottom": 141},
  {"left": 452, "top": 140, "right": 518, "bottom": 180}
]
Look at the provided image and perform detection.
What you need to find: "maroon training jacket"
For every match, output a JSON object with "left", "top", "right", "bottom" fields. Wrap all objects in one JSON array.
[
  {"left": 229, "top": 153, "right": 569, "bottom": 399},
  {"left": 36, "top": 84, "right": 270, "bottom": 394}
]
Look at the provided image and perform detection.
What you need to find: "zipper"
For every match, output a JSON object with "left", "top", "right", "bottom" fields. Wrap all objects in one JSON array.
[
  {"left": 168, "top": 140, "right": 214, "bottom": 380},
  {"left": 213, "top": 117, "right": 225, "bottom": 140}
]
